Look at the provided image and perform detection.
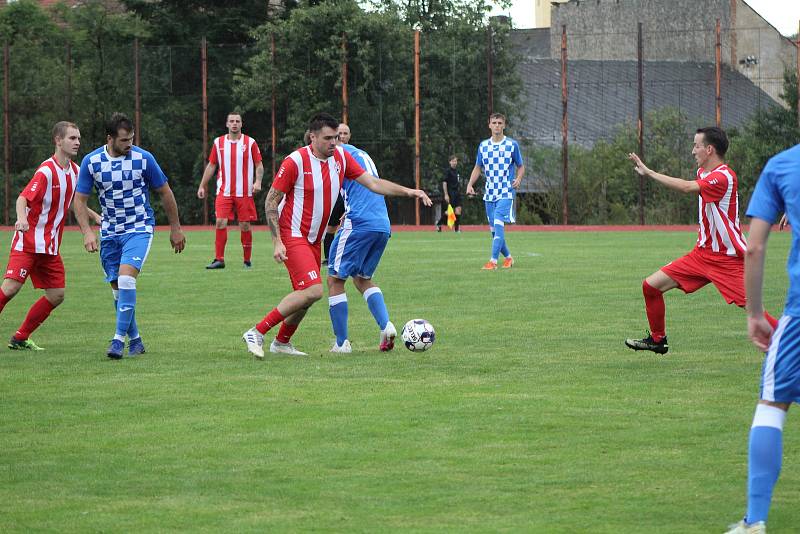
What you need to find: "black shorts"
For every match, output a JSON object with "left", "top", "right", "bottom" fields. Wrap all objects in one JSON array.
[
  {"left": 327, "top": 194, "right": 346, "bottom": 227},
  {"left": 449, "top": 193, "right": 462, "bottom": 208}
]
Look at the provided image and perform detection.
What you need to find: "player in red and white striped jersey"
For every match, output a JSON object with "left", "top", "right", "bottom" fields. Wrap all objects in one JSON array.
[
  {"left": 0, "top": 122, "right": 100, "bottom": 350},
  {"left": 624, "top": 126, "right": 777, "bottom": 355},
  {"left": 197, "top": 112, "right": 264, "bottom": 269},
  {"left": 241, "top": 113, "right": 432, "bottom": 358}
]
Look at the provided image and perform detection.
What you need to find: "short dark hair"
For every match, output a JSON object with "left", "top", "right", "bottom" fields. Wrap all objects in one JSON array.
[
  {"left": 489, "top": 112, "right": 506, "bottom": 122},
  {"left": 449, "top": 154, "right": 458, "bottom": 161},
  {"left": 52, "top": 121, "right": 78, "bottom": 141},
  {"left": 105, "top": 113, "right": 134, "bottom": 139},
  {"left": 696, "top": 126, "right": 728, "bottom": 156},
  {"left": 227, "top": 112, "right": 242, "bottom": 120},
  {"left": 308, "top": 113, "right": 339, "bottom": 134}
]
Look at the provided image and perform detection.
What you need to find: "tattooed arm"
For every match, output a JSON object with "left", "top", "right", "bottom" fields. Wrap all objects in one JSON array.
[{"left": 265, "top": 186, "right": 287, "bottom": 263}]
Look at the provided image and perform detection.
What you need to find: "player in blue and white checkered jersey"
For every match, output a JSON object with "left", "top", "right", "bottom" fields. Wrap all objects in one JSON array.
[
  {"left": 467, "top": 113, "right": 525, "bottom": 270},
  {"left": 73, "top": 113, "right": 186, "bottom": 360}
]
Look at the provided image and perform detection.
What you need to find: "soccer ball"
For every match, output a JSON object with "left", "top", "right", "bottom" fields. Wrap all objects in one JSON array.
[{"left": 401, "top": 319, "right": 435, "bottom": 352}]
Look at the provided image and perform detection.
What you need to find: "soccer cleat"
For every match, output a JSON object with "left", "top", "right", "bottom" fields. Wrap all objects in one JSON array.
[
  {"left": 724, "top": 520, "right": 766, "bottom": 534},
  {"left": 242, "top": 327, "right": 265, "bottom": 359},
  {"left": 269, "top": 339, "right": 307, "bottom": 356},
  {"left": 624, "top": 333, "right": 669, "bottom": 354},
  {"left": 330, "top": 340, "right": 352, "bottom": 353},
  {"left": 106, "top": 339, "right": 124, "bottom": 360},
  {"left": 380, "top": 321, "right": 397, "bottom": 352},
  {"left": 436, "top": 224, "right": 442, "bottom": 232},
  {"left": 8, "top": 337, "right": 44, "bottom": 351},
  {"left": 481, "top": 261, "right": 498, "bottom": 271},
  {"left": 128, "top": 337, "right": 146, "bottom": 356},
  {"left": 206, "top": 259, "right": 225, "bottom": 269},
  {"left": 243, "top": 261, "right": 252, "bottom": 269},
  {"left": 502, "top": 257, "right": 514, "bottom": 269}
]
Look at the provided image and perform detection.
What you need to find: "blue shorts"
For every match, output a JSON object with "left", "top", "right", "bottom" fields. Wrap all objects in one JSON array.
[
  {"left": 760, "top": 315, "right": 800, "bottom": 404},
  {"left": 485, "top": 198, "right": 516, "bottom": 226},
  {"left": 100, "top": 232, "right": 154, "bottom": 283},
  {"left": 328, "top": 224, "right": 389, "bottom": 280}
]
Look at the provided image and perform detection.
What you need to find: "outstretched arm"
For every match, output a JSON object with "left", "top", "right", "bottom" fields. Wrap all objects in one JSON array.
[
  {"left": 628, "top": 153, "right": 700, "bottom": 194},
  {"left": 353, "top": 173, "right": 432, "bottom": 206}
]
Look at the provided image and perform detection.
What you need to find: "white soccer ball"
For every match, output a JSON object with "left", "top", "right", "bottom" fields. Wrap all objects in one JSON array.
[{"left": 401, "top": 319, "right": 435, "bottom": 352}]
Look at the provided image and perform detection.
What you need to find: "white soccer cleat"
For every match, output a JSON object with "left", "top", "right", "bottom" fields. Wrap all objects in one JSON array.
[
  {"left": 242, "top": 327, "right": 265, "bottom": 359},
  {"left": 724, "top": 520, "right": 766, "bottom": 534},
  {"left": 269, "top": 339, "right": 307, "bottom": 356},
  {"left": 330, "top": 340, "right": 352, "bottom": 353},
  {"left": 380, "top": 321, "right": 397, "bottom": 352}
]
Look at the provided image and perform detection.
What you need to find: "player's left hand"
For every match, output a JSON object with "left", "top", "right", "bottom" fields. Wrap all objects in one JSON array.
[
  {"left": 512, "top": 176, "right": 522, "bottom": 189},
  {"left": 748, "top": 315, "right": 773, "bottom": 352},
  {"left": 253, "top": 182, "right": 263, "bottom": 194},
  {"left": 170, "top": 229, "right": 186, "bottom": 253},
  {"left": 412, "top": 189, "right": 432, "bottom": 207},
  {"left": 14, "top": 220, "right": 29, "bottom": 232}
]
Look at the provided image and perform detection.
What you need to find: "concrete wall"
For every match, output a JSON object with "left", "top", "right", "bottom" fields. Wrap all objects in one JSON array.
[{"left": 549, "top": 0, "right": 796, "bottom": 103}]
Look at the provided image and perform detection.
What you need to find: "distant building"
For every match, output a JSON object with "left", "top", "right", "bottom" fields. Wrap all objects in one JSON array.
[{"left": 534, "top": 0, "right": 569, "bottom": 29}]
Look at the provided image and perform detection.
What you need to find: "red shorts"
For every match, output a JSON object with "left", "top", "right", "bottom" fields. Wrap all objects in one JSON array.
[
  {"left": 215, "top": 195, "right": 257, "bottom": 222},
  {"left": 283, "top": 237, "right": 322, "bottom": 290},
  {"left": 4, "top": 250, "right": 65, "bottom": 289},
  {"left": 661, "top": 247, "right": 745, "bottom": 306}
]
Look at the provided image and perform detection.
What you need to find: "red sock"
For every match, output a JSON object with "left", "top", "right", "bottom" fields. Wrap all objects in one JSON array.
[
  {"left": 256, "top": 308, "right": 285, "bottom": 335},
  {"left": 642, "top": 280, "right": 666, "bottom": 342},
  {"left": 241, "top": 230, "right": 252, "bottom": 263},
  {"left": 0, "top": 289, "right": 11, "bottom": 313},
  {"left": 276, "top": 322, "right": 298, "bottom": 344},
  {"left": 15, "top": 296, "right": 55, "bottom": 340},
  {"left": 764, "top": 311, "right": 778, "bottom": 329},
  {"left": 215, "top": 228, "right": 228, "bottom": 261}
]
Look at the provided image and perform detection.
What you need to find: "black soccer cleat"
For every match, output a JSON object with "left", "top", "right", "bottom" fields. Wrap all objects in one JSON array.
[
  {"left": 625, "top": 333, "right": 669, "bottom": 354},
  {"left": 206, "top": 259, "right": 225, "bottom": 269}
]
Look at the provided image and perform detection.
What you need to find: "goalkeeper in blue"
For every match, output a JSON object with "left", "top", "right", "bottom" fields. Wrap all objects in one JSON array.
[
  {"left": 326, "top": 134, "right": 396, "bottom": 353},
  {"left": 724, "top": 143, "right": 800, "bottom": 534}
]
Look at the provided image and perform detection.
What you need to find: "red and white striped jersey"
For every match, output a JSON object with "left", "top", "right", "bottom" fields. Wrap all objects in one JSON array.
[
  {"left": 273, "top": 145, "right": 365, "bottom": 245},
  {"left": 11, "top": 156, "right": 78, "bottom": 255},
  {"left": 695, "top": 163, "right": 747, "bottom": 257},
  {"left": 209, "top": 134, "right": 262, "bottom": 197}
]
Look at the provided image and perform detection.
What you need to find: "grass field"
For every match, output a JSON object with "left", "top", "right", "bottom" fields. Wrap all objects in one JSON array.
[{"left": 0, "top": 228, "right": 797, "bottom": 533}]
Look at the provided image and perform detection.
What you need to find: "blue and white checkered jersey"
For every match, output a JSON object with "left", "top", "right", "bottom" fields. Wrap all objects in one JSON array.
[
  {"left": 475, "top": 136, "right": 523, "bottom": 202},
  {"left": 340, "top": 144, "right": 390, "bottom": 233},
  {"left": 747, "top": 143, "right": 800, "bottom": 316},
  {"left": 77, "top": 146, "right": 168, "bottom": 238}
]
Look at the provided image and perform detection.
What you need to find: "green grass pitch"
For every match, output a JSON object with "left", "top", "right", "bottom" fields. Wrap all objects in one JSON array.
[{"left": 1, "top": 228, "right": 797, "bottom": 532}]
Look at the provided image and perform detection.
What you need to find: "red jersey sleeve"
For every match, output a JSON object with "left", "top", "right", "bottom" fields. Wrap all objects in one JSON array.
[
  {"left": 208, "top": 143, "right": 218, "bottom": 165},
  {"left": 20, "top": 171, "right": 47, "bottom": 204},
  {"left": 251, "top": 141, "right": 263, "bottom": 165},
  {"left": 273, "top": 157, "right": 299, "bottom": 193},
  {"left": 343, "top": 150, "right": 366, "bottom": 180},
  {"left": 696, "top": 168, "right": 729, "bottom": 202}
]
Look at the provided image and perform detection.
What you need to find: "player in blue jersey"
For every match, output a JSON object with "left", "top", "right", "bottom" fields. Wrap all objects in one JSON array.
[
  {"left": 723, "top": 143, "right": 800, "bottom": 534},
  {"left": 327, "top": 131, "right": 397, "bottom": 353},
  {"left": 466, "top": 113, "right": 525, "bottom": 271},
  {"left": 73, "top": 113, "right": 186, "bottom": 359}
]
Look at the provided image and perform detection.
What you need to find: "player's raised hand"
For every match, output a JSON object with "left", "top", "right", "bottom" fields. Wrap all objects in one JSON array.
[
  {"left": 628, "top": 153, "right": 650, "bottom": 176},
  {"left": 197, "top": 186, "right": 206, "bottom": 199},
  {"left": 748, "top": 315, "right": 773, "bottom": 352},
  {"left": 14, "top": 219, "right": 29, "bottom": 232},
  {"left": 170, "top": 229, "right": 186, "bottom": 253},
  {"left": 83, "top": 231, "right": 98, "bottom": 253},
  {"left": 273, "top": 241, "right": 287, "bottom": 263}
]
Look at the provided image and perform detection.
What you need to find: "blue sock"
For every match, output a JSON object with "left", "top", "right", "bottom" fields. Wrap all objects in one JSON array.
[
  {"left": 491, "top": 221, "right": 505, "bottom": 261},
  {"left": 746, "top": 405, "right": 786, "bottom": 524},
  {"left": 113, "top": 289, "right": 139, "bottom": 340},
  {"left": 364, "top": 287, "right": 389, "bottom": 330},
  {"left": 115, "top": 276, "right": 137, "bottom": 341},
  {"left": 501, "top": 241, "right": 510, "bottom": 258},
  {"left": 328, "top": 294, "right": 348, "bottom": 346}
]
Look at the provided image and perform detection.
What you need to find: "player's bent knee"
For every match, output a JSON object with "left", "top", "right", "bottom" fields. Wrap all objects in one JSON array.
[
  {"left": 45, "top": 289, "right": 65, "bottom": 306},
  {"left": 305, "top": 284, "right": 324, "bottom": 303}
]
